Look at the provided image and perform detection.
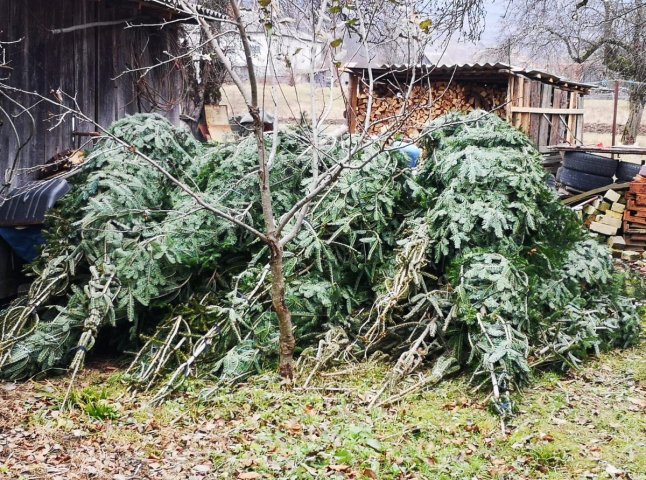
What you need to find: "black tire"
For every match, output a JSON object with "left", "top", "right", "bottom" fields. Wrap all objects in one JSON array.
[
  {"left": 563, "top": 151, "right": 618, "bottom": 177},
  {"left": 616, "top": 161, "right": 642, "bottom": 182},
  {"left": 557, "top": 167, "right": 613, "bottom": 191}
]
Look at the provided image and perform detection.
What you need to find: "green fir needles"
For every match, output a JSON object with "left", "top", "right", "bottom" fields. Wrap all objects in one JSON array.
[{"left": 0, "top": 111, "right": 640, "bottom": 410}]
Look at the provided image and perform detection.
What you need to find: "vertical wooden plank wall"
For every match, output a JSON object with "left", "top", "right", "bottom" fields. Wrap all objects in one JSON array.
[
  {"left": 521, "top": 79, "right": 531, "bottom": 134},
  {"left": 513, "top": 77, "right": 524, "bottom": 129},
  {"left": 575, "top": 94, "right": 584, "bottom": 143},
  {"left": 559, "top": 90, "right": 569, "bottom": 142},
  {"left": 0, "top": 0, "right": 185, "bottom": 299},
  {"left": 528, "top": 81, "right": 541, "bottom": 141},
  {"left": 95, "top": 3, "right": 182, "bottom": 129},
  {"left": 549, "top": 89, "right": 563, "bottom": 146},
  {"left": 507, "top": 75, "right": 586, "bottom": 151},
  {"left": 538, "top": 84, "right": 553, "bottom": 148},
  {"left": 567, "top": 92, "right": 584, "bottom": 144},
  {"left": 0, "top": 0, "right": 184, "bottom": 180},
  {"left": 73, "top": 0, "right": 99, "bottom": 141},
  {"left": 505, "top": 76, "right": 515, "bottom": 121}
]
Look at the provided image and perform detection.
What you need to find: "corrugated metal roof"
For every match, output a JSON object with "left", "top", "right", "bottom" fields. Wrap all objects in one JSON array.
[
  {"left": 138, "top": 0, "right": 227, "bottom": 21},
  {"left": 344, "top": 62, "right": 594, "bottom": 92}
]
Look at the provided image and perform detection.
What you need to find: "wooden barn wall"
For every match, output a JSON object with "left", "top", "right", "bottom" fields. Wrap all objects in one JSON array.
[
  {"left": 0, "top": 0, "right": 183, "bottom": 187},
  {"left": 0, "top": 0, "right": 184, "bottom": 300}
]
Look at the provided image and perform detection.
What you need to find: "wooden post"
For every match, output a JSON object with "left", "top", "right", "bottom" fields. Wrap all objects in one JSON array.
[
  {"left": 347, "top": 74, "right": 359, "bottom": 134},
  {"left": 521, "top": 79, "right": 531, "bottom": 134},
  {"left": 506, "top": 76, "right": 515, "bottom": 122},
  {"left": 575, "top": 94, "right": 584, "bottom": 144},
  {"left": 549, "top": 89, "right": 563, "bottom": 146},
  {"left": 514, "top": 77, "right": 524, "bottom": 129},
  {"left": 529, "top": 81, "right": 542, "bottom": 143},
  {"left": 567, "top": 92, "right": 576, "bottom": 143},
  {"left": 538, "top": 85, "right": 553, "bottom": 149},
  {"left": 611, "top": 80, "right": 620, "bottom": 149}
]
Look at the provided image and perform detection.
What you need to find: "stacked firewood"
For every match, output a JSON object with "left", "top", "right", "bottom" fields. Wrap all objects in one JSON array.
[
  {"left": 355, "top": 82, "right": 507, "bottom": 138},
  {"left": 431, "top": 82, "right": 507, "bottom": 117}
]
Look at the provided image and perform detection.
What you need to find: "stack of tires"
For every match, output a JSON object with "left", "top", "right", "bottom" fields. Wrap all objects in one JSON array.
[{"left": 556, "top": 151, "right": 642, "bottom": 191}]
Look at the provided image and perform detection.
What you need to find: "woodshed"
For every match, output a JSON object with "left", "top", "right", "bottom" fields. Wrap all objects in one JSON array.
[{"left": 345, "top": 62, "right": 593, "bottom": 152}]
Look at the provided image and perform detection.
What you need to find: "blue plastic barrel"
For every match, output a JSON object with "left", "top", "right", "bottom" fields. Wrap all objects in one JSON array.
[{"left": 390, "top": 141, "right": 421, "bottom": 168}]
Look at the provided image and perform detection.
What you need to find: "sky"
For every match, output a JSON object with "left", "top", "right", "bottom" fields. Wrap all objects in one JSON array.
[{"left": 342, "top": 0, "right": 511, "bottom": 67}]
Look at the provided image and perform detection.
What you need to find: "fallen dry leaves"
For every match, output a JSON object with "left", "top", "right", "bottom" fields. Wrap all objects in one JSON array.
[
  {"left": 0, "top": 346, "right": 644, "bottom": 480},
  {"left": 0, "top": 362, "right": 225, "bottom": 480}
]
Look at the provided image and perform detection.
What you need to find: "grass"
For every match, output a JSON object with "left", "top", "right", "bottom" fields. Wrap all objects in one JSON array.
[
  {"left": 1, "top": 335, "right": 644, "bottom": 479},
  {"left": 218, "top": 84, "right": 644, "bottom": 133},
  {"left": 67, "top": 385, "right": 121, "bottom": 420}
]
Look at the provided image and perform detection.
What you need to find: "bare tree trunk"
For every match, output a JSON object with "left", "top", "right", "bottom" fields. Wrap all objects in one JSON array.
[
  {"left": 191, "top": 0, "right": 297, "bottom": 379},
  {"left": 253, "top": 118, "right": 296, "bottom": 379},
  {"left": 268, "top": 240, "right": 296, "bottom": 378},
  {"left": 622, "top": 84, "right": 646, "bottom": 145},
  {"left": 229, "top": 0, "right": 296, "bottom": 379}
]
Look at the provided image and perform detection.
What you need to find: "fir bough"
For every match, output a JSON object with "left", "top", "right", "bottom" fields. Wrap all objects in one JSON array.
[{"left": 0, "top": 111, "right": 639, "bottom": 411}]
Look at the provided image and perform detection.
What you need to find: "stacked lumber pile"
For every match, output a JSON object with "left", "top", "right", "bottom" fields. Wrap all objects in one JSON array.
[
  {"left": 622, "top": 168, "right": 646, "bottom": 255},
  {"left": 580, "top": 189, "right": 626, "bottom": 238},
  {"left": 355, "top": 82, "right": 507, "bottom": 138},
  {"left": 576, "top": 179, "right": 646, "bottom": 260},
  {"left": 576, "top": 189, "right": 635, "bottom": 259}
]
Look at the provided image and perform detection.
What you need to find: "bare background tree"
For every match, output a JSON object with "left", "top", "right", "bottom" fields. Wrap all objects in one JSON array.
[
  {"left": 178, "top": 0, "right": 230, "bottom": 134},
  {"left": 498, "top": 0, "right": 646, "bottom": 144}
]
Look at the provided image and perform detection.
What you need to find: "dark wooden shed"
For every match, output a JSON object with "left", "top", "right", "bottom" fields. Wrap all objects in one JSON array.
[
  {"left": 0, "top": 0, "right": 225, "bottom": 177},
  {"left": 345, "top": 63, "right": 594, "bottom": 152},
  {"left": 0, "top": 0, "right": 222, "bottom": 299}
]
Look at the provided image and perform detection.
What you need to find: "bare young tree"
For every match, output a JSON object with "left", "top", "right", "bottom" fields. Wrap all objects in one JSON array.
[
  {"left": 179, "top": 0, "right": 493, "bottom": 378},
  {"left": 0, "top": 0, "right": 487, "bottom": 384},
  {"left": 498, "top": 0, "right": 646, "bottom": 144}
]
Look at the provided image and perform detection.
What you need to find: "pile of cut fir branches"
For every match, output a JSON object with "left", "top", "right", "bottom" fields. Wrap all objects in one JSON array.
[{"left": 0, "top": 111, "right": 639, "bottom": 411}]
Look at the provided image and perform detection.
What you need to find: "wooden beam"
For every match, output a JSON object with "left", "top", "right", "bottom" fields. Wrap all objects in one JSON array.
[
  {"left": 562, "top": 183, "right": 630, "bottom": 206},
  {"left": 551, "top": 145, "right": 646, "bottom": 155},
  {"left": 510, "top": 107, "right": 584, "bottom": 114}
]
